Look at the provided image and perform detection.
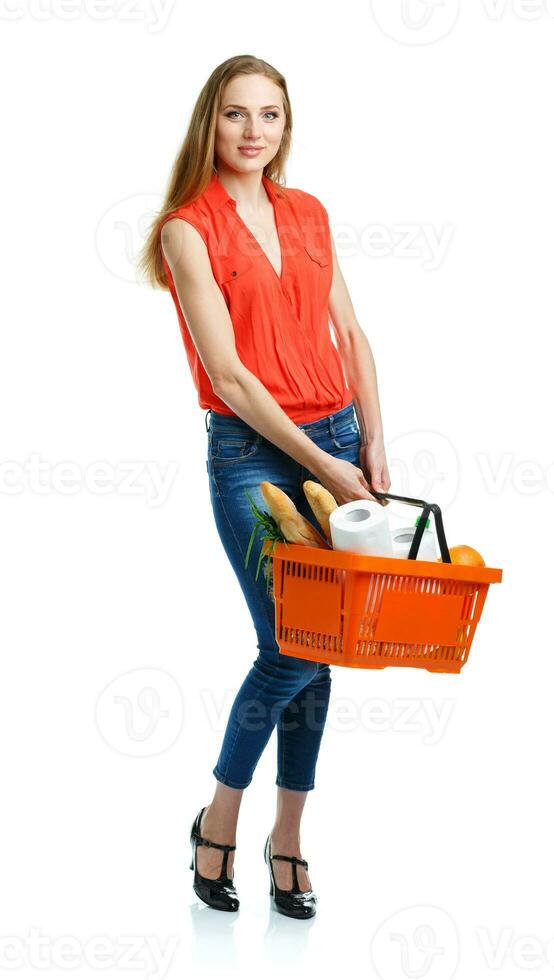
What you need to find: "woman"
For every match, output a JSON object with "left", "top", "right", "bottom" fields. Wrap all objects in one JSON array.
[{"left": 139, "top": 54, "right": 390, "bottom": 918}]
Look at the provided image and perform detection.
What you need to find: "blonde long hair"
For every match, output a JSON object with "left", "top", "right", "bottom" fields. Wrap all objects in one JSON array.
[{"left": 138, "top": 54, "right": 292, "bottom": 290}]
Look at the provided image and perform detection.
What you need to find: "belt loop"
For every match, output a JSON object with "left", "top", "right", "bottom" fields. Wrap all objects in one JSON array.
[
  {"left": 328, "top": 411, "right": 336, "bottom": 439},
  {"left": 205, "top": 409, "right": 212, "bottom": 433}
]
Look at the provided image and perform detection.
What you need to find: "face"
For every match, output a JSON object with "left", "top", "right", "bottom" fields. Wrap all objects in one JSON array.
[{"left": 214, "top": 73, "right": 286, "bottom": 174}]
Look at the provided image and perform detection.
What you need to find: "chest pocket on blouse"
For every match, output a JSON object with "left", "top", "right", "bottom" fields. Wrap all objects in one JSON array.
[
  {"left": 304, "top": 242, "right": 330, "bottom": 267},
  {"left": 303, "top": 241, "right": 332, "bottom": 310},
  {"left": 212, "top": 253, "right": 254, "bottom": 285}
]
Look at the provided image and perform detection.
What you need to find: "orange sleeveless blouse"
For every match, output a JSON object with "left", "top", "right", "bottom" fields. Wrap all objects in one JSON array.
[{"left": 160, "top": 172, "right": 352, "bottom": 424}]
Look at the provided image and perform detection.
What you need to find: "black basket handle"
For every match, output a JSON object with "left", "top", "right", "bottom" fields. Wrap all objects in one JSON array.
[{"left": 369, "top": 490, "right": 452, "bottom": 563}]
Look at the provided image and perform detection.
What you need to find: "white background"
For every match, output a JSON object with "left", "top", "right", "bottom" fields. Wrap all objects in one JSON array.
[{"left": 1, "top": 1, "right": 553, "bottom": 977}]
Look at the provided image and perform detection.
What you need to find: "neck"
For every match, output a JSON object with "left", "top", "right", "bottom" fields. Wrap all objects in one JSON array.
[{"left": 214, "top": 166, "right": 268, "bottom": 214}]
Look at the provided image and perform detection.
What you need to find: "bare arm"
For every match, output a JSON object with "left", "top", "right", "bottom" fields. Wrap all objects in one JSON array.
[
  {"left": 326, "top": 233, "right": 391, "bottom": 492},
  {"left": 161, "top": 217, "right": 348, "bottom": 484},
  {"left": 327, "top": 234, "right": 385, "bottom": 446}
]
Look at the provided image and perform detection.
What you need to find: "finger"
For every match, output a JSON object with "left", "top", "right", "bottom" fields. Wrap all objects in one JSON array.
[
  {"left": 361, "top": 471, "right": 387, "bottom": 504},
  {"left": 359, "top": 476, "right": 378, "bottom": 501}
]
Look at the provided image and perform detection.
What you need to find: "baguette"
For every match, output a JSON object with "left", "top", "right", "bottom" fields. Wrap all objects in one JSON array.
[
  {"left": 302, "top": 480, "right": 338, "bottom": 544},
  {"left": 259, "top": 482, "right": 330, "bottom": 549}
]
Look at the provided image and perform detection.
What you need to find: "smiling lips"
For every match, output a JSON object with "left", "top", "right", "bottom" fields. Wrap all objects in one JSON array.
[{"left": 239, "top": 146, "right": 264, "bottom": 155}]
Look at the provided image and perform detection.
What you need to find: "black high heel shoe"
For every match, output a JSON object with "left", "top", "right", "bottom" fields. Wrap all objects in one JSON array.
[
  {"left": 264, "top": 834, "right": 317, "bottom": 919},
  {"left": 189, "top": 806, "right": 239, "bottom": 912}
]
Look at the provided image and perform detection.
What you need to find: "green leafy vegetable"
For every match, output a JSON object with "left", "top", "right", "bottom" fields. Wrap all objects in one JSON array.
[{"left": 244, "top": 488, "right": 289, "bottom": 581}]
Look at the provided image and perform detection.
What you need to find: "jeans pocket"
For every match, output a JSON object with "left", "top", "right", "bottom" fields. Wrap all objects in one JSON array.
[
  {"left": 332, "top": 415, "right": 360, "bottom": 450},
  {"left": 212, "top": 434, "right": 261, "bottom": 465}
]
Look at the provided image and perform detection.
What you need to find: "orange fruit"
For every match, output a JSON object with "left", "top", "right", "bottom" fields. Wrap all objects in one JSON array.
[{"left": 438, "top": 544, "right": 485, "bottom": 566}]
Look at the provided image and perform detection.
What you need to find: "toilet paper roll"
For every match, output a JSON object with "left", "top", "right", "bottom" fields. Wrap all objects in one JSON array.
[
  {"left": 329, "top": 499, "right": 394, "bottom": 556},
  {"left": 391, "top": 525, "right": 437, "bottom": 561}
]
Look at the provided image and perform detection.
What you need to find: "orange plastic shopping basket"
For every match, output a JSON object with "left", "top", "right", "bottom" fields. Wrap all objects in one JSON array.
[{"left": 263, "top": 490, "right": 502, "bottom": 674}]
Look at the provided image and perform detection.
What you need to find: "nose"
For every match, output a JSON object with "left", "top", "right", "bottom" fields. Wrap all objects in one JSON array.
[{"left": 243, "top": 118, "right": 262, "bottom": 140}]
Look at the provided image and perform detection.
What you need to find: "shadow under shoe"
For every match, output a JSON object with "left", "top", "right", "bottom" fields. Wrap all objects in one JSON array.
[
  {"left": 189, "top": 806, "right": 239, "bottom": 912},
  {"left": 264, "top": 834, "right": 317, "bottom": 919}
]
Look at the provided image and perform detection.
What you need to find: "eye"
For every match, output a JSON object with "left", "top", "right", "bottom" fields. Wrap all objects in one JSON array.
[{"left": 224, "top": 110, "right": 280, "bottom": 120}]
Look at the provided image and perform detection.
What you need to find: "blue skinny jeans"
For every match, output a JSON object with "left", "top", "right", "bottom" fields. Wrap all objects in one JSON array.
[{"left": 205, "top": 400, "right": 362, "bottom": 792}]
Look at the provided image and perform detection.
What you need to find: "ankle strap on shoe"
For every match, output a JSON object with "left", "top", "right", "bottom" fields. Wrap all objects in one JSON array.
[
  {"left": 271, "top": 854, "right": 308, "bottom": 868},
  {"left": 191, "top": 832, "right": 236, "bottom": 852}
]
